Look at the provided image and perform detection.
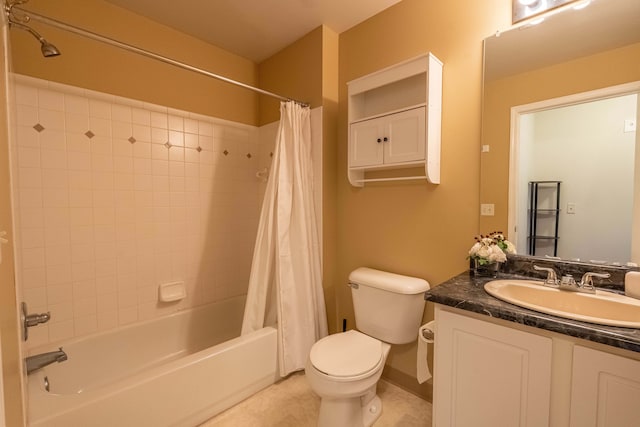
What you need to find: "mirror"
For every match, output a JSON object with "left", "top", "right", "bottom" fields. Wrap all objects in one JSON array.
[{"left": 480, "top": 0, "right": 640, "bottom": 265}]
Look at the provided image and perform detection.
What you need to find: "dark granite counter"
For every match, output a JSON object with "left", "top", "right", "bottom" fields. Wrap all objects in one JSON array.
[{"left": 425, "top": 271, "right": 640, "bottom": 354}]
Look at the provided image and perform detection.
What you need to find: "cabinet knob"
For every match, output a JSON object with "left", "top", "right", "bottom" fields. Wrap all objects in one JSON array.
[
  {"left": 377, "top": 138, "right": 382, "bottom": 143},
  {"left": 383, "top": 137, "right": 388, "bottom": 142}
]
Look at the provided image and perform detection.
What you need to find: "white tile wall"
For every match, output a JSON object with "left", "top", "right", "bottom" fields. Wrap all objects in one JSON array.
[{"left": 11, "top": 75, "right": 264, "bottom": 349}]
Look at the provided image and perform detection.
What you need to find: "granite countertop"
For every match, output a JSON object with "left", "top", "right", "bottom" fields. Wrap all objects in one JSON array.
[{"left": 425, "top": 271, "right": 640, "bottom": 353}]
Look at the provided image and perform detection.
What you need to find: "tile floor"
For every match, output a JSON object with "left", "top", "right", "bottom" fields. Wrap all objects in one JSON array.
[{"left": 200, "top": 372, "right": 432, "bottom": 426}]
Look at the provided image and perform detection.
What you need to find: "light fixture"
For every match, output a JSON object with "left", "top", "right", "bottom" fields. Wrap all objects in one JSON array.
[
  {"left": 527, "top": 17, "right": 546, "bottom": 26},
  {"left": 573, "top": 0, "right": 591, "bottom": 10},
  {"left": 512, "top": 0, "right": 585, "bottom": 24}
]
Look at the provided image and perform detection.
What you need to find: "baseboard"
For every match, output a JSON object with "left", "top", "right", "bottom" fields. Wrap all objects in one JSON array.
[{"left": 382, "top": 365, "right": 433, "bottom": 403}]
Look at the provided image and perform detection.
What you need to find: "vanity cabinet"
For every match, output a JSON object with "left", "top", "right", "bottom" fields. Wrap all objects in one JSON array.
[
  {"left": 433, "top": 305, "right": 640, "bottom": 427},
  {"left": 347, "top": 53, "right": 442, "bottom": 186},
  {"left": 570, "top": 345, "right": 640, "bottom": 426},
  {"left": 433, "top": 307, "right": 552, "bottom": 427}
]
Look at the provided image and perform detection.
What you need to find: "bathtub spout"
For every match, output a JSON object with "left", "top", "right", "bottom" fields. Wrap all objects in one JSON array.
[{"left": 26, "top": 347, "right": 67, "bottom": 375}]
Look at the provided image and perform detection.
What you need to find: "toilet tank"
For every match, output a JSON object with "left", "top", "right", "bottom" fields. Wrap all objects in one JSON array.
[{"left": 349, "top": 267, "right": 430, "bottom": 344}]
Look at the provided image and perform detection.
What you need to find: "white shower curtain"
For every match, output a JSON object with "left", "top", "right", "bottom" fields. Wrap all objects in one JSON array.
[{"left": 241, "top": 101, "right": 328, "bottom": 376}]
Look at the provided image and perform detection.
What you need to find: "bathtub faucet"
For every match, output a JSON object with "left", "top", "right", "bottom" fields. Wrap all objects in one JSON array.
[{"left": 26, "top": 347, "right": 67, "bottom": 375}]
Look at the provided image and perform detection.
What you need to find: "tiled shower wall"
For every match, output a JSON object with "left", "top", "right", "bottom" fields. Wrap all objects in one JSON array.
[{"left": 11, "top": 75, "right": 270, "bottom": 349}]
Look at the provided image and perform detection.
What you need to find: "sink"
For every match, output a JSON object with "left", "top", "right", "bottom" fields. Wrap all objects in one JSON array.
[{"left": 484, "top": 279, "right": 640, "bottom": 328}]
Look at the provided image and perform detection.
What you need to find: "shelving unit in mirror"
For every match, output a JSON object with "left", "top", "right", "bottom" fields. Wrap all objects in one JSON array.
[{"left": 527, "top": 181, "right": 561, "bottom": 257}]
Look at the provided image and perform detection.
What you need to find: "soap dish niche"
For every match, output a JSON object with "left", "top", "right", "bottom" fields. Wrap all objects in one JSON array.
[{"left": 158, "top": 281, "right": 186, "bottom": 302}]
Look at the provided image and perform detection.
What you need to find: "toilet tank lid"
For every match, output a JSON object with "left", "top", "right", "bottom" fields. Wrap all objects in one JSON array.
[{"left": 349, "top": 267, "right": 430, "bottom": 294}]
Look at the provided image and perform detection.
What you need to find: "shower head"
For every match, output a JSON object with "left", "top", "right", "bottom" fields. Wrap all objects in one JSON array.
[
  {"left": 39, "top": 39, "right": 60, "bottom": 57},
  {"left": 9, "top": 20, "right": 61, "bottom": 57}
]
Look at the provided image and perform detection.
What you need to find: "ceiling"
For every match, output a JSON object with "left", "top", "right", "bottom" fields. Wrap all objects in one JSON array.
[{"left": 103, "top": 0, "right": 402, "bottom": 62}]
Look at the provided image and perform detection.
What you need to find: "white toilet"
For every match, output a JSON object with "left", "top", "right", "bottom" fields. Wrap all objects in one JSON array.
[{"left": 305, "top": 267, "right": 430, "bottom": 427}]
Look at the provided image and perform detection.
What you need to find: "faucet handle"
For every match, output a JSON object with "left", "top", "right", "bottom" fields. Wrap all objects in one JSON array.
[
  {"left": 561, "top": 274, "right": 576, "bottom": 286},
  {"left": 580, "top": 272, "right": 611, "bottom": 289},
  {"left": 534, "top": 265, "right": 559, "bottom": 286},
  {"left": 21, "top": 302, "right": 51, "bottom": 342}
]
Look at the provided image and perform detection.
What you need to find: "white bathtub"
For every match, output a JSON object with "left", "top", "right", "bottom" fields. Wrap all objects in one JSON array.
[{"left": 26, "top": 297, "right": 278, "bottom": 426}]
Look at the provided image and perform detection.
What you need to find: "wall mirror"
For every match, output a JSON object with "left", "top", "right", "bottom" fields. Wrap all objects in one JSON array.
[{"left": 480, "top": 0, "right": 640, "bottom": 265}]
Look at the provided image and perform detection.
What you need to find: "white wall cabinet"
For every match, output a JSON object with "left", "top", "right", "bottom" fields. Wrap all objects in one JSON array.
[
  {"left": 347, "top": 53, "right": 442, "bottom": 186},
  {"left": 350, "top": 107, "right": 425, "bottom": 167},
  {"left": 433, "top": 307, "right": 552, "bottom": 427},
  {"left": 570, "top": 345, "right": 640, "bottom": 427}
]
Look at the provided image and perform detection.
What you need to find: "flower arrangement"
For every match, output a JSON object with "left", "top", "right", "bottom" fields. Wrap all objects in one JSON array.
[{"left": 468, "top": 231, "right": 516, "bottom": 266}]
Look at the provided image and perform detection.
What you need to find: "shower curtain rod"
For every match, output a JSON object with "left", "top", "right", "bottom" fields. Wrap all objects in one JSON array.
[{"left": 13, "top": 7, "right": 310, "bottom": 107}]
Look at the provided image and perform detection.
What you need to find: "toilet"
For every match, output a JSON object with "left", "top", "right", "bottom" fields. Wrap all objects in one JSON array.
[{"left": 305, "top": 267, "right": 430, "bottom": 427}]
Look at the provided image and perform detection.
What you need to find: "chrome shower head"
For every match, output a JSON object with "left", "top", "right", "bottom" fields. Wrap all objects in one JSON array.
[
  {"left": 39, "top": 39, "right": 60, "bottom": 57},
  {"left": 9, "top": 20, "right": 61, "bottom": 57}
]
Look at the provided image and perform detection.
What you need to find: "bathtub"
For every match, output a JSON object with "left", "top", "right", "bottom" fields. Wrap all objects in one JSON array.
[{"left": 26, "top": 296, "right": 278, "bottom": 426}]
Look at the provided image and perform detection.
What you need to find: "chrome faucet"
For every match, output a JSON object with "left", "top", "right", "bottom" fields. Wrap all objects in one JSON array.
[
  {"left": 558, "top": 274, "right": 581, "bottom": 292},
  {"left": 533, "top": 265, "right": 611, "bottom": 294},
  {"left": 533, "top": 265, "right": 559, "bottom": 286},
  {"left": 557, "top": 272, "right": 611, "bottom": 294},
  {"left": 578, "top": 271, "right": 611, "bottom": 293},
  {"left": 25, "top": 347, "right": 67, "bottom": 375}
]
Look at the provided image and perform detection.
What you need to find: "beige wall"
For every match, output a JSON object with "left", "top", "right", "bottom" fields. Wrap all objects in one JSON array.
[
  {"left": 337, "top": 0, "right": 510, "bottom": 397},
  {"left": 480, "top": 42, "right": 640, "bottom": 235},
  {"left": 320, "top": 28, "right": 339, "bottom": 334},
  {"left": 10, "top": 0, "right": 259, "bottom": 126},
  {"left": 257, "top": 26, "right": 324, "bottom": 125}
]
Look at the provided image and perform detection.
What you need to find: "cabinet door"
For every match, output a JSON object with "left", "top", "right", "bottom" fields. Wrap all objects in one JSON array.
[
  {"left": 349, "top": 119, "right": 383, "bottom": 167},
  {"left": 570, "top": 346, "right": 640, "bottom": 427},
  {"left": 383, "top": 106, "right": 426, "bottom": 164},
  {"left": 433, "top": 307, "right": 552, "bottom": 427}
]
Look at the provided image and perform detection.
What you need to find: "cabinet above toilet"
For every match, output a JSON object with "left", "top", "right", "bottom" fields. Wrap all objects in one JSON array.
[{"left": 347, "top": 53, "right": 443, "bottom": 186}]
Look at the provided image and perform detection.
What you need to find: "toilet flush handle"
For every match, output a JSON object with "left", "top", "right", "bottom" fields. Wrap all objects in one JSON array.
[{"left": 347, "top": 282, "right": 359, "bottom": 289}]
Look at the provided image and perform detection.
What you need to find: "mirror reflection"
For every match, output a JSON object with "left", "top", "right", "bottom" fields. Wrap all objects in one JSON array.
[
  {"left": 514, "top": 92, "right": 637, "bottom": 263},
  {"left": 480, "top": 0, "right": 640, "bottom": 265}
]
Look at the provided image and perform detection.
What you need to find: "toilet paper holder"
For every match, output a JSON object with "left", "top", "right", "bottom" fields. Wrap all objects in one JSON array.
[
  {"left": 421, "top": 327, "right": 434, "bottom": 341},
  {"left": 417, "top": 321, "right": 435, "bottom": 384}
]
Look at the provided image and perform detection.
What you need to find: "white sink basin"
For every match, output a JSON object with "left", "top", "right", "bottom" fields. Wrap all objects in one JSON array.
[{"left": 484, "top": 279, "right": 640, "bottom": 328}]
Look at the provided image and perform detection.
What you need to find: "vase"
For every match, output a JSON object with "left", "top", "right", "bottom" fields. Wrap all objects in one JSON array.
[{"left": 471, "top": 259, "right": 501, "bottom": 278}]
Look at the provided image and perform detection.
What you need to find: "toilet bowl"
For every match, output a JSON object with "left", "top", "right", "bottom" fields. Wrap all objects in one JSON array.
[
  {"left": 305, "top": 330, "right": 391, "bottom": 427},
  {"left": 305, "top": 268, "right": 430, "bottom": 427}
]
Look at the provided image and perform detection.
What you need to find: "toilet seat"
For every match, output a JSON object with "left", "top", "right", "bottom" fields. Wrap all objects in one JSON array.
[{"left": 310, "top": 330, "right": 383, "bottom": 378}]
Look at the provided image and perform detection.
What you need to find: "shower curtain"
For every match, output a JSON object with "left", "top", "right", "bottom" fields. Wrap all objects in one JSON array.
[{"left": 242, "top": 101, "right": 327, "bottom": 376}]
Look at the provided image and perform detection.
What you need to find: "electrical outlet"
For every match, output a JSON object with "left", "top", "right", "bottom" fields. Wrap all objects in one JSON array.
[{"left": 480, "top": 203, "right": 495, "bottom": 216}]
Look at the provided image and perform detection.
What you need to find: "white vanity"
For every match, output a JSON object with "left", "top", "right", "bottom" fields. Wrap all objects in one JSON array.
[{"left": 427, "top": 271, "right": 640, "bottom": 427}]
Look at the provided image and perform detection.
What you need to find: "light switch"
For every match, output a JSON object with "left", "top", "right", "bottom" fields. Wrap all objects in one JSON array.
[
  {"left": 625, "top": 119, "right": 637, "bottom": 133},
  {"left": 567, "top": 203, "right": 576, "bottom": 214},
  {"left": 480, "top": 204, "right": 495, "bottom": 216}
]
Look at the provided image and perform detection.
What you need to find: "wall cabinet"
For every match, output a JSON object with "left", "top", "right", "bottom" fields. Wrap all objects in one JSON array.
[
  {"left": 349, "top": 107, "right": 425, "bottom": 167},
  {"left": 347, "top": 53, "right": 442, "bottom": 186},
  {"left": 433, "top": 305, "right": 640, "bottom": 427},
  {"left": 570, "top": 345, "right": 640, "bottom": 426},
  {"left": 433, "top": 307, "right": 552, "bottom": 426}
]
